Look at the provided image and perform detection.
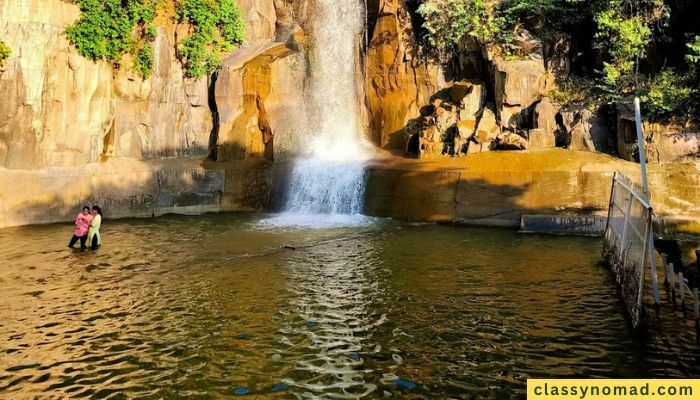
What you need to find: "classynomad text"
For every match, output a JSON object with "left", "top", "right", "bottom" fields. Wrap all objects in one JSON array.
[{"left": 527, "top": 379, "right": 699, "bottom": 400}]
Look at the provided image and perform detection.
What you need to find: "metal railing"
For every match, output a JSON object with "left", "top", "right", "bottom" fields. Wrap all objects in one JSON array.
[{"left": 603, "top": 172, "right": 655, "bottom": 328}]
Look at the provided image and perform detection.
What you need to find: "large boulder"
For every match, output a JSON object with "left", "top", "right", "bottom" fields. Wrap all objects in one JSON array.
[
  {"left": 494, "top": 60, "right": 546, "bottom": 130},
  {"left": 650, "top": 131, "right": 700, "bottom": 162},
  {"left": 472, "top": 107, "right": 500, "bottom": 144},
  {"left": 559, "top": 108, "right": 611, "bottom": 152},
  {"left": 615, "top": 101, "right": 638, "bottom": 160},
  {"left": 512, "top": 26, "right": 543, "bottom": 60},
  {"left": 532, "top": 97, "right": 558, "bottom": 147},
  {"left": 214, "top": 42, "right": 300, "bottom": 161},
  {"left": 452, "top": 81, "right": 486, "bottom": 119}
]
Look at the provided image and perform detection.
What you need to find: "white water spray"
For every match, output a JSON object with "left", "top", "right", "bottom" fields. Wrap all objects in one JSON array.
[{"left": 263, "top": 0, "right": 371, "bottom": 228}]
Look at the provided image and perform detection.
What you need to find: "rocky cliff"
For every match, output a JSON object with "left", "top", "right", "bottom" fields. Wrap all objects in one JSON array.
[
  {"left": 0, "top": 0, "right": 698, "bottom": 230},
  {"left": 362, "top": 0, "right": 700, "bottom": 163},
  {"left": 0, "top": 0, "right": 213, "bottom": 169}
]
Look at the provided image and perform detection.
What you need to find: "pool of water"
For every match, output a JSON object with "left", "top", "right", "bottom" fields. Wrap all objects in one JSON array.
[{"left": 0, "top": 213, "right": 698, "bottom": 399}]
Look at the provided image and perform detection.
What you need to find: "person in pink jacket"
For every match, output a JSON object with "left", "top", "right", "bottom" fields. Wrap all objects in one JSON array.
[{"left": 68, "top": 206, "right": 93, "bottom": 250}]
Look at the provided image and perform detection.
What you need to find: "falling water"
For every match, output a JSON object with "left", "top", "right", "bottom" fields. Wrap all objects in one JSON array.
[{"left": 264, "top": 0, "right": 371, "bottom": 228}]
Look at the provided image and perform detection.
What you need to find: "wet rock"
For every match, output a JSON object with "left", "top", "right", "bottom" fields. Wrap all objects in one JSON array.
[
  {"left": 271, "top": 383, "right": 289, "bottom": 392},
  {"left": 393, "top": 378, "right": 417, "bottom": 390},
  {"left": 234, "top": 387, "right": 250, "bottom": 395}
]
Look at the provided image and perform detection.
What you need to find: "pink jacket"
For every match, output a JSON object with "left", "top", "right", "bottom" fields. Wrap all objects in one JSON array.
[{"left": 74, "top": 213, "right": 93, "bottom": 236}]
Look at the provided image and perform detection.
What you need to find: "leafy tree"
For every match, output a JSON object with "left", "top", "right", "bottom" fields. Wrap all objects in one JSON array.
[
  {"left": 687, "top": 35, "right": 700, "bottom": 65},
  {"left": 64, "top": 0, "right": 158, "bottom": 79},
  {"left": 417, "top": 0, "right": 501, "bottom": 59},
  {"left": 640, "top": 69, "right": 692, "bottom": 116},
  {"left": 175, "top": 0, "right": 245, "bottom": 78}
]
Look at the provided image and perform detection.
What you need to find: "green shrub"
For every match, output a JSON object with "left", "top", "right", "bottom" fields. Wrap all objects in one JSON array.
[
  {"left": 417, "top": 0, "right": 500, "bottom": 58},
  {"left": 134, "top": 44, "right": 155, "bottom": 79},
  {"left": 0, "top": 40, "right": 10, "bottom": 67},
  {"left": 594, "top": 10, "right": 652, "bottom": 90},
  {"left": 640, "top": 69, "right": 693, "bottom": 117},
  {"left": 175, "top": 0, "right": 245, "bottom": 78},
  {"left": 64, "top": 0, "right": 158, "bottom": 79},
  {"left": 687, "top": 35, "right": 700, "bottom": 65}
]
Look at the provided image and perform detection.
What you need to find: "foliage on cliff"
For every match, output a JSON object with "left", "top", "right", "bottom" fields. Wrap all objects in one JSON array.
[
  {"left": 0, "top": 40, "right": 10, "bottom": 67},
  {"left": 416, "top": 0, "right": 700, "bottom": 118},
  {"left": 175, "top": 0, "right": 245, "bottom": 79},
  {"left": 65, "top": 0, "right": 158, "bottom": 79}
]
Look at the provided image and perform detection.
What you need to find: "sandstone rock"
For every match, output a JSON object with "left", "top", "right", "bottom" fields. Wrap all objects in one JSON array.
[
  {"left": 533, "top": 97, "right": 559, "bottom": 139},
  {"left": 466, "top": 141, "right": 495, "bottom": 154},
  {"left": 528, "top": 128, "right": 555, "bottom": 149},
  {"left": 513, "top": 26, "right": 543, "bottom": 60},
  {"left": 496, "top": 132, "right": 528, "bottom": 150},
  {"left": 473, "top": 107, "right": 500, "bottom": 144},
  {"left": 560, "top": 108, "right": 611, "bottom": 152},
  {"left": 237, "top": 0, "right": 277, "bottom": 42},
  {"left": 615, "top": 101, "right": 638, "bottom": 160},
  {"left": 494, "top": 60, "right": 546, "bottom": 129},
  {"left": 0, "top": 0, "right": 219, "bottom": 169},
  {"left": 215, "top": 42, "right": 297, "bottom": 161},
  {"left": 452, "top": 81, "right": 486, "bottom": 120},
  {"left": 652, "top": 132, "right": 700, "bottom": 162},
  {"left": 457, "top": 120, "right": 477, "bottom": 139},
  {"left": 544, "top": 34, "right": 571, "bottom": 78},
  {"left": 365, "top": 0, "right": 445, "bottom": 149}
]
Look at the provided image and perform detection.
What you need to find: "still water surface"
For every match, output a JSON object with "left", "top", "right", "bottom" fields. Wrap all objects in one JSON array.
[{"left": 0, "top": 214, "right": 698, "bottom": 399}]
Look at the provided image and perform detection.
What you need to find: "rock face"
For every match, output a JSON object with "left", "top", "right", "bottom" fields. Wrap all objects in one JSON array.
[
  {"left": 364, "top": 0, "right": 445, "bottom": 150},
  {"left": 559, "top": 108, "right": 610, "bottom": 152},
  {"left": 0, "top": 0, "right": 213, "bottom": 169},
  {"left": 213, "top": 41, "right": 303, "bottom": 161},
  {"left": 494, "top": 60, "right": 546, "bottom": 130},
  {"left": 364, "top": 150, "right": 700, "bottom": 235}
]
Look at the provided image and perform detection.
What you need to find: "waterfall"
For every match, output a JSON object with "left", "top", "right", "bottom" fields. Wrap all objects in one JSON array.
[{"left": 263, "top": 0, "right": 371, "bottom": 228}]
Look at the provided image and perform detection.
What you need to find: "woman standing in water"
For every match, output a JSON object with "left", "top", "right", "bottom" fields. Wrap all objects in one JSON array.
[
  {"left": 68, "top": 206, "right": 92, "bottom": 250},
  {"left": 87, "top": 206, "right": 102, "bottom": 251}
]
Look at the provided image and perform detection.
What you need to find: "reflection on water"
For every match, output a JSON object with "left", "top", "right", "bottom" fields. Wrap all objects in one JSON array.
[{"left": 0, "top": 214, "right": 698, "bottom": 399}]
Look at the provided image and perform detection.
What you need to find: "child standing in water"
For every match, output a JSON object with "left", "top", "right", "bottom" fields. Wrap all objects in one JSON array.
[
  {"left": 87, "top": 206, "right": 102, "bottom": 251},
  {"left": 68, "top": 206, "right": 93, "bottom": 250}
]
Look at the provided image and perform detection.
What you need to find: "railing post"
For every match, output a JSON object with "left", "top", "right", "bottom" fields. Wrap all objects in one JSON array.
[
  {"left": 647, "top": 216, "right": 660, "bottom": 309},
  {"left": 680, "top": 272, "right": 686, "bottom": 316},
  {"left": 670, "top": 263, "right": 676, "bottom": 305},
  {"left": 661, "top": 253, "right": 670, "bottom": 301},
  {"left": 694, "top": 287, "right": 699, "bottom": 344}
]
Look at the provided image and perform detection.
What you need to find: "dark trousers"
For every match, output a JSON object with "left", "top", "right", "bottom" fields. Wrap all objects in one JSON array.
[
  {"left": 68, "top": 234, "right": 87, "bottom": 249},
  {"left": 90, "top": 234, "right": 99, "bottom": 250}
]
